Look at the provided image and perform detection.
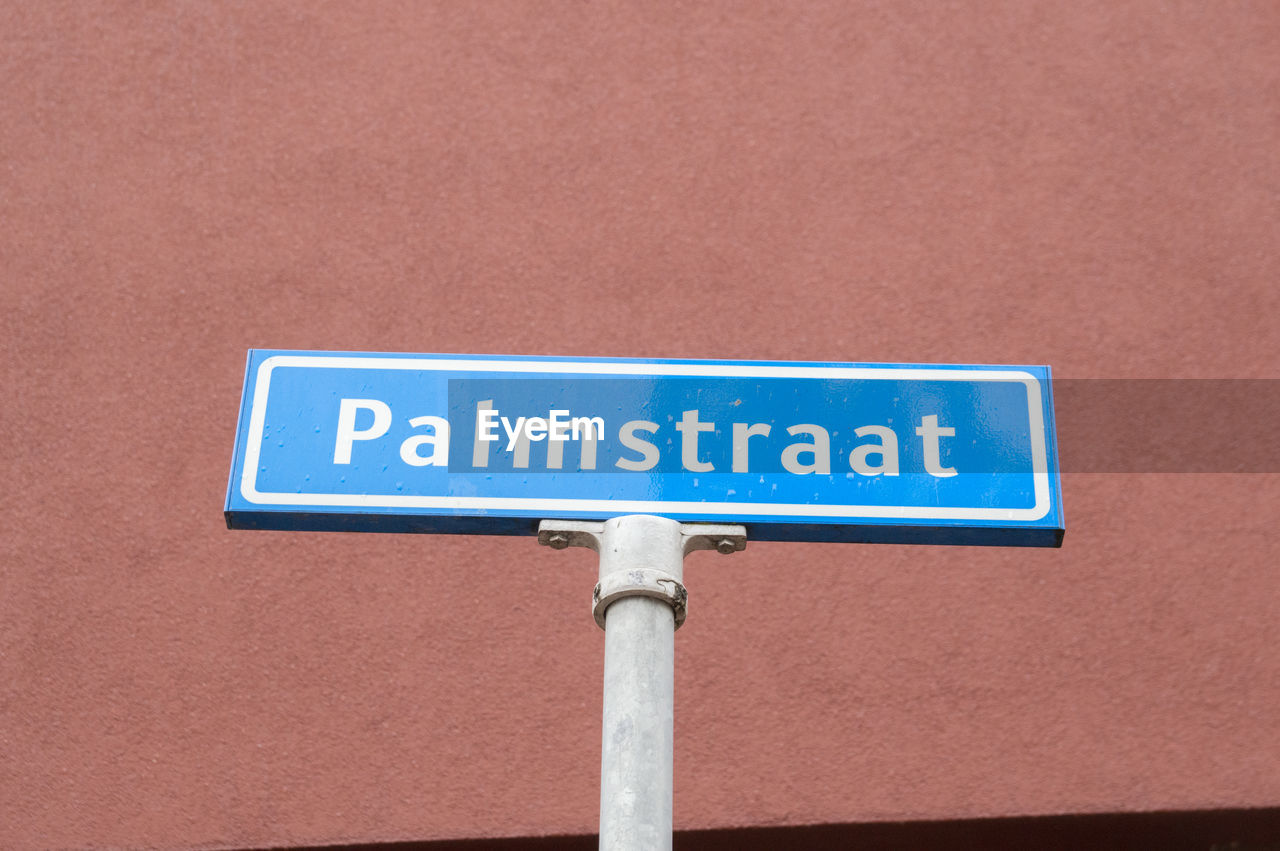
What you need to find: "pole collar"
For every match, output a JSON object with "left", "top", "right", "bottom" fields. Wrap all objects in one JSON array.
[
  {"left": 538, "top": 516, "right": 746, "bottom": 631},
  {"left": 592, "top": 567, "right": 688, "bottom": 630}
]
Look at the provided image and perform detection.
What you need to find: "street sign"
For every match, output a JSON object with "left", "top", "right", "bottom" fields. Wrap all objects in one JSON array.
[{"left": 225, "top": 350, "right": 1064, "bottom": 546}]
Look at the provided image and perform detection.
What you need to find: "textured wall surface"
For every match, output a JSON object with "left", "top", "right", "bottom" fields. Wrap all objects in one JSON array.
[{"left": 2, "top": 2, "right": 1277, "bottom": 848}]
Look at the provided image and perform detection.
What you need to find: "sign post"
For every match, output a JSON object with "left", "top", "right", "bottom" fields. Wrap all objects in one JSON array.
[
  {"left": 225, "top": 350, "right": 1064, "bottom": 850},
  {"left": 537, "top": 516, "right": 746, "bottom": 851}
]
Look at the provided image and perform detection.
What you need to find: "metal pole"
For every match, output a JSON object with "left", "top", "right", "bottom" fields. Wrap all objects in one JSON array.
[
  {"left": 539, "top": 516, "right": 746, "bottom": 851},
  {"left": 597, "top": 515, "right": 681, "bottom": 850}
]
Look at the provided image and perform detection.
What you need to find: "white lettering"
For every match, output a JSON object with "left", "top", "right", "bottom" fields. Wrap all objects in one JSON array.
[
  {"left": 547, "top": 426, "right": 599, "bottom": 469},
  {"left": 472, "top": 400, "right": 495, "bottom": 468},
  {"left": 676, "top": 409, "right": 715, "bottom": 472},
  {"left": 616, "top": 420, "right": 660, "bottom": 471},
  {"left": 459, "top": 407, "right": 957, "bottom": 478},
  {"left": 478, "top": 407, "right": 498, "bottom": 442},
  {"left": 525, "top": 417, "right": 548, "bottom": 441},
  {"left": 399, "top": 415, "right": 450, "bottom": 467},
  {"left": 548, "top": 410, "right": 571, "bottom": 441},
  {"left": 509, "top": 423, "right": 531, "bottom": 468},
  {"left": 849, "top": 425, "right": 899, "bottom": 476},
  {"left": 915, "top": 415, "right": 957, "bottom": 477},
  {"left": 571, "top": 416, "right": 605, "bottom": 440},
  {"left": 333, "top": 398, "right": 392, "bottom": 464},
  {"left": 781, "top": 424, "right": 830, "bottom": 475},
  {"left": 731, "top": 422, "right": 771, "bottom": 473},
  {"left": 501, "top": 416, "right": 526, "bottom": 451}
]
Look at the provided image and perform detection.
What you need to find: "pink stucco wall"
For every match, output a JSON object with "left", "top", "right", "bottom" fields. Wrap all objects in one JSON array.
[{"left": 3, "top": 2, "right": 1277, "bottom": 847}]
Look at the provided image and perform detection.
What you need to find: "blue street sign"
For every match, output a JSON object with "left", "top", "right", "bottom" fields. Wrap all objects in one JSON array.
[{"left": 225, "top": 350, "right": 1064, "bottom": 546}]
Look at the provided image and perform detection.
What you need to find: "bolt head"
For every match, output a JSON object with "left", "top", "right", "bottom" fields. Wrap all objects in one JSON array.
[
  {"left": 716, "top": 538, "right": 736, "bottom": 554},
  {"left": 547, "top": 533, "right": 570, "bottom": 549}
]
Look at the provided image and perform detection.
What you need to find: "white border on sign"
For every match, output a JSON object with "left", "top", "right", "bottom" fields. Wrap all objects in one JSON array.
[{"left": 240, "top": 355, "right": 1053, "bottom": 523}]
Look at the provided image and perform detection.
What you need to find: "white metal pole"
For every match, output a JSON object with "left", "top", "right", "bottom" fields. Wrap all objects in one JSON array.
[
  {"left": 538, "top": 516, "right": 746, "bottom": 851},
  {"left": 597, "top": 515, "right": 682, "bottom": 850}
]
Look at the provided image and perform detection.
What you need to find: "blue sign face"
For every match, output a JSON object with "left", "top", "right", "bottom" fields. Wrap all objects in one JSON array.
[{"left": 226, "top": 351, "right": 1064, "bottom": 546}]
